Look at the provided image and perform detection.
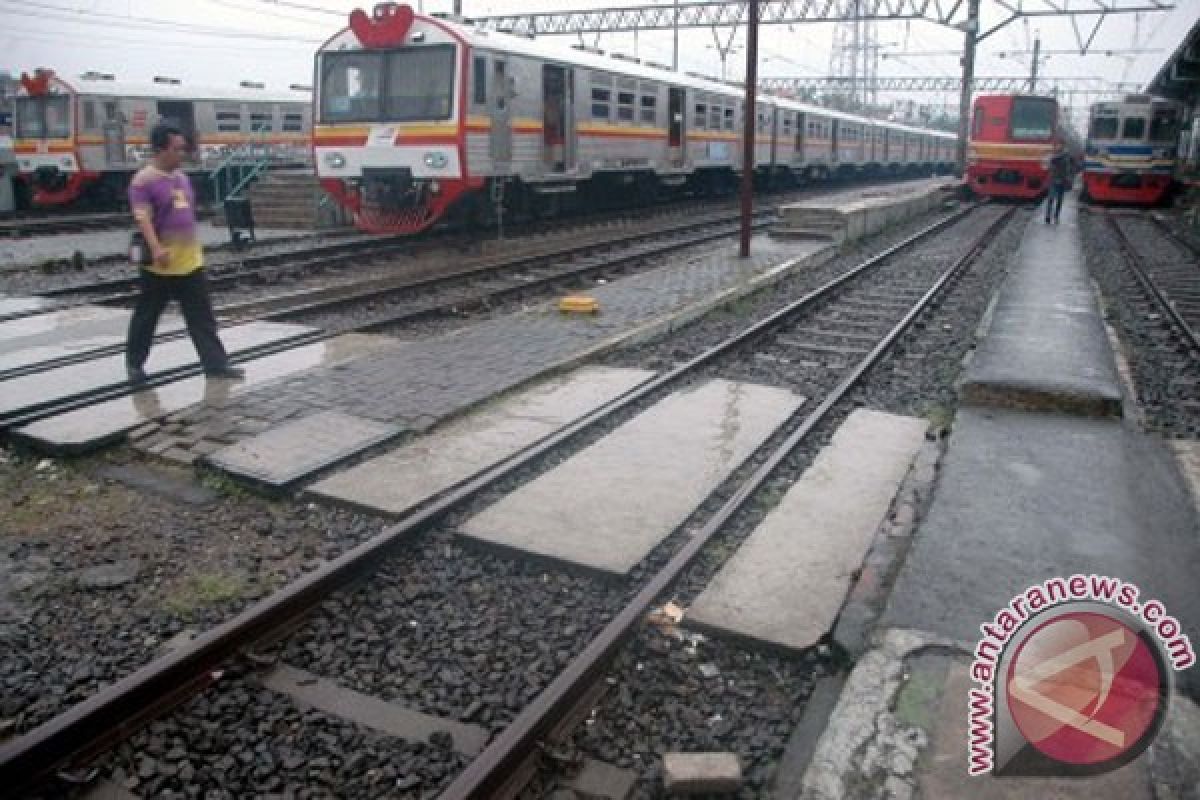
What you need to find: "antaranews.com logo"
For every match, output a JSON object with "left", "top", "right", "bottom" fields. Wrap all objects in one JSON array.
[{"left": 968, "top": 574, "right": 1194, "bottom": 777}]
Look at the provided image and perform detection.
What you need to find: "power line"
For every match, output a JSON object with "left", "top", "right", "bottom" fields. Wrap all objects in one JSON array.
[{"left": 1, "top": 21, "right": 319, "bottom": 51}]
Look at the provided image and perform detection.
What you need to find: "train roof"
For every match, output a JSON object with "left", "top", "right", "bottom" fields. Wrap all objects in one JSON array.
[
  {"left": 18, "top": 72, "right": 310, "bottom": 104},
  {"left": 319, "top": 9, "right": 954, "bottom": 140}
]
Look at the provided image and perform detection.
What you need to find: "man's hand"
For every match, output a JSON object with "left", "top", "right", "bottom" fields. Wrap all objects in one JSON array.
[{"left": 152, "top": 244, "right": 170, "bottom": 267}]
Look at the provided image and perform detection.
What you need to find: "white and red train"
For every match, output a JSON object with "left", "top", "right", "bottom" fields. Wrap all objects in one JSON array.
[
  {"left": 1082, "top": 95, "right": 1182, "bottom": 206},
  {"left": 313, "top": 4, "right": 959, "bottom": 234}
]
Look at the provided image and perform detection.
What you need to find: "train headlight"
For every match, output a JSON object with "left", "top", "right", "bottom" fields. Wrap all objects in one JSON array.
[
  {"left": 323, "top": 151, "right": 346, "bottom": 169},
  {"left": 429, "top": 181, "right": 441, "bottom": 194},
  {"left": 60, "top": 157, "right": 73, "bottom": 167},
  {"left": 423, "top": 152, "right": 448, "bottom": 169}
]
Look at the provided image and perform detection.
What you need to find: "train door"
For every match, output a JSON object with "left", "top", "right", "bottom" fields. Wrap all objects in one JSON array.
[
  {"left": 489, "top": 59, "right": 512, "bottom": 170},
  {"left": 542, "top": 64, "right": 572, "bottom": 173},
  {"left": 102, "top": 100, "right": 125, "bottom": 163},
  {"left": 668, "top": 87, "right": 686, "bottom": 168},
  {"left": 795, "top": 112, "right": 806, "bottom": 165},
  {"left": 157, "top": 101, "right": 196, "bottom": 143}
]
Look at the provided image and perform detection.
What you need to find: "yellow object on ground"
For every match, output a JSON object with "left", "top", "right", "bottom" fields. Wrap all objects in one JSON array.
[{"left": 558, "top": 295, "right": 600, "bottom": 314}]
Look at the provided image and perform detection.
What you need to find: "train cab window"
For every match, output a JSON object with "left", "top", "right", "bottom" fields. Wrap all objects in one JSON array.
[
  {"left": 473, "top": 57, "right": 487, "bottom": 105},
  {"left": 320, "top": 51, "right": 383, "bottom": 122},
  {"left": 639, "top": 94, "right": 657, "bottom": 125},
  {"left": 1010, "top": 96, "right": 1055, "bottom": 140},
  {"left": 617, "top": 91, "right": 636, "bottom": 122},
  {"left": 1088, "top": 115, "right": 1118, "bottom": 140},
  {"left": 216, "top": 106, "right": 242, "bottom": 133},
  {"left": 1150, "top": 109, "right": 1179, "bottom": 142},
  {"left": 384, "top": 45, "right": 455, "bottom": 120},
  {"left": 1122, "top": 117, "right": 1146, "bottom": 140},
  {"left": 694, "top": 102, "right": 707, "bottom": 130},
  {"left": 709, "top": 105, "right": 721, "bottom": 131},
  {"left": 43, "top": 95, "right": 70, "bottom": 138}
]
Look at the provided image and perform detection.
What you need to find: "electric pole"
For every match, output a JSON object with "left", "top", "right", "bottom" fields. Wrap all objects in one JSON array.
[
  {"left": 956, "top": 0, "right": 980, "bottom": 176},
  {"left": 1029, "top": 36, "right": 1041, "bottom": 92},
  {"left": 740, "top": 0, "right": 760, "bottom": 258}
]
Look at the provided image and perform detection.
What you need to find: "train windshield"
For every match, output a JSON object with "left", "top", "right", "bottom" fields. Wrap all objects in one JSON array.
[
  {"left": 1150, "top": 108, "right": 1179, "bottom": 143},
  {"left": 1009, "top": 97, "right": 1055, "bottom": 140},
  {"left": 14, "top": 95, "right": 71, "bottom": 139},
  {"left": 320, "top": 45, "right": 455, "bottom": 124},
  {"left": 1088, "top": 115, "right": 1118, "bottom": 140}
]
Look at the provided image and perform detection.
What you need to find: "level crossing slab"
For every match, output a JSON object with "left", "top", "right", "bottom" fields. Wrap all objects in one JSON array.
[
  {"left": 686, "top": 409, "right": 928, "bottom": 651},
  {"left": 308, "top": 366, "right": 654, "bottom": 516},
  {"left": 9, "top": 337, "right": 372, "bottom": 453},
  {"left": 460, "top": 379, "right": 803, "bottom": 576},
  {"left": 204, "top": 410, "right": 404, "bottom": 489},
  {"left": 959, "top": 200, "right": 1123, "bottom": 416},
  {"left": 0, "top": 295, "right": 50, "bottom": 317},
  {"left": 0, "top": 306, "right": 184, "bottom": 371},
  {"left": 0, "top": 320, "right": 312, "bottom": 419}
]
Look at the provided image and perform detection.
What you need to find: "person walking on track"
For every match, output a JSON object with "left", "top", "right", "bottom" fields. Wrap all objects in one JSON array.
[
  {"left": 1044, "top": 144, "right": 1071, "bottom": 225},
  {"left": 126, "top": 122, "right": 244, "bottom": 383}
]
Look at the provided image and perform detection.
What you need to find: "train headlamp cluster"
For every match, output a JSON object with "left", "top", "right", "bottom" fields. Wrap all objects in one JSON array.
[
  {"left": 423, "top": 152, "right": 448, "bottom": 169},
  {"left": 323, "top": 152, "right": 346, "bottom": 169}
]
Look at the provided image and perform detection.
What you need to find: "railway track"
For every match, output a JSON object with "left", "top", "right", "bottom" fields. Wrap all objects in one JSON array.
[
  {"left": 0, "top": 211, "right": 131, "bottom": 239},
  {"left": 0, "top": 202, "right": 1014, "bottom": 796}
]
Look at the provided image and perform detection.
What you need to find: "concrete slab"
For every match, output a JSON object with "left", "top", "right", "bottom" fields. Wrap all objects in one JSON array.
[
  {"left": 0, "top": 306, "right": 184, "bottom": 372},
  {"left": 0, "top": 295, "right": 50, "bottom": 318},
  {"left": 308, "top": 366, "right": 654, "bottom": 516},
  {"left": 882, "top": 408, "right": 1200, "bottom": 694},
  {"left": 687, "top": 410, "right": 927, "bottom": 651},
  {"left": 0, "top": 321, "right": 312, "bottom": 420},
  {"left": 10, "top": 336, "right": 372, "bottom": 453},
  {"left": 460, "top": 379, "right": 802, "bottom": 576},
  {"left": 260, "top": 663, "right": 488, "bottom": 755},
  {"left": 960, "top": 202, "right": 1123, "bottom": 416},
  {"left": 205, "top": 410, "right": 404, "bottom": 489}
]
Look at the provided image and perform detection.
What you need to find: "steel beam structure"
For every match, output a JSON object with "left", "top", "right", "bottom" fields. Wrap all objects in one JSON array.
[
  {"left": 758, "top": 75, "right": 1143, "bottom": 93},
  {"left": 468, "top": 0, "right": 1173, "bottom": 37}
]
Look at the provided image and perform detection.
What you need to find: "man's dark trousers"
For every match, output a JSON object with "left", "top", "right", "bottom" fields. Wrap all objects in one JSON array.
[
  {"left": 126, "top": 269, "right": 230, "bottom": 371},
  {"left": 1044, "top": 184, "right": 1066, "bottom": 223}
]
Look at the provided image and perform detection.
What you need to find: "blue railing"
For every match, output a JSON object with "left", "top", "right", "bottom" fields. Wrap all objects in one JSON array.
[{"left": 208, "top": 124, "right": 273, "bottom": 206}]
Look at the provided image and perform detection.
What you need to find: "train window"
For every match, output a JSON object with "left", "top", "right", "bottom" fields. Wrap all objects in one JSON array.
[
  {"left": 709, "top": 105, "right": 721, "bottom": 130},
  {"left": 694, "top": 103, "right": 707, "bottom": 130},
  {"left": 1010, "top": 97, "right": 1055, "bottom": 140},
  {"left": 1088, "top": 115, "right": 1118, "bottom": 139},
  {"left": 617, "top": 91, "right": 635, "bottom": 122},
  {"left": 14, "top": 97, "right": 44, "bottom": 138},
  {"left": 639, "top": 94, "right": 657, "bottom": 125},
  {"left": 249, "top": 107, "right": 274, "bottom": 133},
  {"left": 319, "top": 51, "right": 383, "bottom": 122},
  {"left": 83, "top": 101, "right": 97, "bottom": 131},
  {"left": 216, "top": 106, "right": 242, "bottom": 133},
  {"left": 1150, "top": 109, "right": 1179, "bottom": 142},
  {"left": 725, "top": 108, "right": 736, "bottom": 131},
  {"left": 105, "top": 101, "right": 119, "bottom": 122},
  {"left": 591, "top": 87, "right": 611, "bottom": 120},
  {"left": 282, "top": 112, "right": 304, "bottom": 133},
  {"left": 972, "top": 106, "right": 984, "bottom": 137},
  {"left": 383, "top": 45, "right": 456, "bottom": 121},
  {"left": 1122, "top": 117, "right": 1146, "bottom": 140},
  {"left": 473, "top": 57, "right": 487, "bottom": 105}
]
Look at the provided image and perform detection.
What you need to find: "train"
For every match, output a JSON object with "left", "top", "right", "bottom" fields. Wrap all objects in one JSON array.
[
  {"left": 11, "top": 68, "right": 312, "bottom": 208},
  {"left": 1082, "top": 95, "right": 1181, "bottom": 206},
  {"left": 966, "top": 93, "right": 1081, "bottom": 200},
  {"left": 313, "top": 4, "right": 959, "bottom": 234}
]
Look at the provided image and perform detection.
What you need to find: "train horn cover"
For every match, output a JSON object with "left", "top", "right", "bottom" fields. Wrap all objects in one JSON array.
[
  {"left": 20, "top": 69, "right": 53, "bottom": 96},
  {"left": 350, "top": 3, "right": 416, "bottom": 49}
]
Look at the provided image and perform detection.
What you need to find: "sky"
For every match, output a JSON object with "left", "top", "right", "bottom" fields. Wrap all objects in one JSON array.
[{"left": 2, "top": 0, "right": 1197, "bottom": 127}]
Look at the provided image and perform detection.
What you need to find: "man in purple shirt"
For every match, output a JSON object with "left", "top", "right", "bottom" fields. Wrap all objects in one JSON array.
[{"left": 126, "top": 122, "right": 243, "bottom": 382}]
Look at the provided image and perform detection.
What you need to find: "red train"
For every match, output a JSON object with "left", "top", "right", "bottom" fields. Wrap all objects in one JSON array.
[{"left": 966, "top": 94, "right": 1079, "bottom": 200}]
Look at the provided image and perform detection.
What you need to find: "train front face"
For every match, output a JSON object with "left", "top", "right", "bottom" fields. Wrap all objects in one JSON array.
[
  {"left": 967, "top": 95, "right": 1057, "bottom": 200},
  {"left": 12, "top": 72, "right": 94, "bottom": 206},
  {"left": 315, "top": 5, "right": 472, "bottom": 234},
  {"left": 1083, "top": 100, "right": 1178, "bottom": 206}
]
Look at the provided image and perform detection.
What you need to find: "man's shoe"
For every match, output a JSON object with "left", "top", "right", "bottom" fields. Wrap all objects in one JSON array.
[
  {"left": 126, "top": 365, "right": 148, "bottom": 384},
  {"left": 205, "top": 365, "right": 245, "bottom": 379}
]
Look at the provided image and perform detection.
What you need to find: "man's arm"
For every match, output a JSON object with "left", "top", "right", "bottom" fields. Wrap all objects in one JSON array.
[{"left": 130, "top": 180, "right": 169, "bottom": 267}]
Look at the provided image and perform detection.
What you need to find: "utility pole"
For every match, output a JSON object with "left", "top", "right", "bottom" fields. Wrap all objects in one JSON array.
[
  {"left": 1029, "top": 36, "right": 1041, "bottom": 92},
  {"left": 956, "top": 0, "right": 980, "bottom": 176},
  {"left": 740, "top": 0, "right": 759, "bottom": 258},
  {"left": 673, "top": 0, "right": 680, "bottom": 70}
]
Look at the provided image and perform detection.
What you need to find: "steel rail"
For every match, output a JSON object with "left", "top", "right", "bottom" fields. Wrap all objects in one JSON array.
[
  {"left": 439, "top": 203, "right": 1014, "bottom": 798},
  {"left": 0, "top": 201, "right": 985, "bottom": 794},
  {"left": 1106, "top": 214, "right": 1200, "bottom": 355}
]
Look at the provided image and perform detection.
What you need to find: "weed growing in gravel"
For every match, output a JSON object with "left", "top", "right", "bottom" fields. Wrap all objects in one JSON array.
[
  {"left": 165, "top": 572, "right": 245, "bottom": 617},
  {"left": 922, "top": 404, "right": 954, "bottom": 432}
]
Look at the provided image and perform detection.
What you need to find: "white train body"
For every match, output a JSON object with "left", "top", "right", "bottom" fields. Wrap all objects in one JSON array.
[{"left": 314, "top": 4, "right": 958, "bottom": 233}]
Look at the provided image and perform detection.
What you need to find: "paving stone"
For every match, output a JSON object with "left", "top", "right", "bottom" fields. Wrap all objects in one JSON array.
[
  {"left": 662, "top": 752, "right": 742, "bottom": 794},
  {"left": 160, "top": 447, "right": 197, "bottom": 465},
  {"left": 206, "top": 410, "right": 404, "bottom": 489},
  {"left": 309, "top": 366, "right": 653, "bottom": 516},
  {"left": 687, "top": 409, "right": 927, "bottom": 651},
  {"left": 461, "top": 380, "right": 802, "bottom": 575},
  {"left": 566, "top": 758, "right": 638, "bottom": 799},
  {"left": 99, "top": 464, "right": 217, "bottom": 506}
]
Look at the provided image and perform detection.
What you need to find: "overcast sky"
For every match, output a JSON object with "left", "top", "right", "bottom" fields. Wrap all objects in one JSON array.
[{"left": 2, "top": 0, "right": 1197, "bottom": 125}]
